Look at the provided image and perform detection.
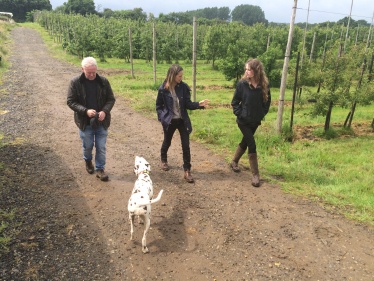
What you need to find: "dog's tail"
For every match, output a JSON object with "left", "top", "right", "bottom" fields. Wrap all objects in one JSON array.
[{"left": 128, "top": 190, "right": 164, "bottom": 212}]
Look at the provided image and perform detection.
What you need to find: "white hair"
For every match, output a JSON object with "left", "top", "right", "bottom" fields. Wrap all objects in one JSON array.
[{"left": 81, "top": 57, "right": 97, "bottom": 69}]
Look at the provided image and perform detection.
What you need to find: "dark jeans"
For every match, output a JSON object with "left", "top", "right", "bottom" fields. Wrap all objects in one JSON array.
[
  {"left": 237, "top": 124, "right": 258, "bottom": 154},
  {"left": 161, "top": 119, "right": 191, "bottom": 171}
]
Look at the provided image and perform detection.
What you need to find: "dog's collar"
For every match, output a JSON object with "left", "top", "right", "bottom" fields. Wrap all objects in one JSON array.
[{"left": 138, "top": 170, "right": 149, "bottom": 175}]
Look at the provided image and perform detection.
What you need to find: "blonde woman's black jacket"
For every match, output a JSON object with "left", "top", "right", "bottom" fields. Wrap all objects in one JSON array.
[
  {"left": 231, "top": 79, "right": 271, "bottom": 126},
  {"left": 67, "top": 73, "right": 115, "bottom": 130},
  {"left": 156, "top": 81, "right": 202, "bottom": 134}
]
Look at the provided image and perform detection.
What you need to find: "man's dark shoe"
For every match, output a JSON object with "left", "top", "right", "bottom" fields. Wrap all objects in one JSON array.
[
  {"left": 184, "top": 169, "right": 194, "bottom": 183},
  {"left": 85, "top": 160, "right": 94, "bottom": 174},
  {"left": 96, "top": 169, "right": 109, "bottom": 181},
  {"left": 161, "top": 162, "right": 169, "bottom": 171}
]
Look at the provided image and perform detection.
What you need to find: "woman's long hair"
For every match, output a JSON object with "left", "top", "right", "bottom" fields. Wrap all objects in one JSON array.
[
  {"left": 241, "top": 59, "right": 269, "bottom": 103},
  {"left": 164, "top": 64, "right": 183, "bottom": 90}
]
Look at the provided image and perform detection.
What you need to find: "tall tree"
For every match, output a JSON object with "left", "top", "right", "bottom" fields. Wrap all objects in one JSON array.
[
  {"left": 0, "top": 0, "right": 52, "bottom": 22},
  {"left": 63, "top": 0, "right": 96, "bottom": 15},
  {"left": 231, "top": 4, "right": 268, "bottom": 26}
]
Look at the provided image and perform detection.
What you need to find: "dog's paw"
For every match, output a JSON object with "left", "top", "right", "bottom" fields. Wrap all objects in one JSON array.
[{"left": 142, "top": 247, "right": 149, "bottom": 254}]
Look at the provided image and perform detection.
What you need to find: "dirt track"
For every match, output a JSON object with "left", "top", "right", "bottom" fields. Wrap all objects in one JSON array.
[{"left": 0, "top": 27, "right": 373, "bottom": 281}]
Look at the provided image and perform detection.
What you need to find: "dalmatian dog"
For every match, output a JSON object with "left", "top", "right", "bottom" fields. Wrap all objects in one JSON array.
[{"left": 128, "top": 156, "right": 163, "bottom": 253}]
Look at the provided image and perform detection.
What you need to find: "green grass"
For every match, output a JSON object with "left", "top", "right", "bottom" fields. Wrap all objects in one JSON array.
[
  {"left": 0, "top": 22, "right": 16, "bottom": 84},
  {"left": 21, "top": 22, "right": 374, "bottom": 225}
]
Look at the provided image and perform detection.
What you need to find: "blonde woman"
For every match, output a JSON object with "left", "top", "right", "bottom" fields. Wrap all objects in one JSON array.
[
  {"left": 230, "top": 59, "right": 271, "bottom": 187},
  {"left": 156, "top": 64, "right": 210, "bottom": 183}
]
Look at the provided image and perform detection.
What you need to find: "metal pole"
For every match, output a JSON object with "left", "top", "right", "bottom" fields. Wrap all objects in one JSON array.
[{"left": 276, "top": 0, "right": 298, "bottom": 134}]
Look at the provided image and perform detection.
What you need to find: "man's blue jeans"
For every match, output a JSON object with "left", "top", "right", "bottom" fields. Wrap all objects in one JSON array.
[{"left": 79, "top": 125, "right": 108, "bottom": 171}]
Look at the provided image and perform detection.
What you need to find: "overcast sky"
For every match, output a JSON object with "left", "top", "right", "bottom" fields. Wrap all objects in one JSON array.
[{"left": 49, "top": 0, "right": 374, "bottom": 24}]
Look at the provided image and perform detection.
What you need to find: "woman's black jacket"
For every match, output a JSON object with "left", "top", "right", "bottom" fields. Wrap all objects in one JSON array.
[
  {"left": 156, "top": 81, "right": 202, "bottom": 134},
  {"left": 231, "top": 79, "right": 271, "bottom": 126}
]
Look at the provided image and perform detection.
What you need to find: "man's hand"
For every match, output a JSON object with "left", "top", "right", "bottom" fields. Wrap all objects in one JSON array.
[
  {"left": 87, "top": 109, "right": 96, "bottom": 117},
  {"left": 98, "top": 111, "right": 106, "bottom": 121}
]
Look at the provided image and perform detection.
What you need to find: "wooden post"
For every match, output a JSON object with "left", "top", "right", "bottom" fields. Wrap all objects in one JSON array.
[
  {"left": 153, "top": 23, "right": 156, "bottom": 84},
  {"left": 339, "top": 23, "right": 344, "bottom": 46},
  {"left": 343, "top": 0, "right": 354, "bottom": 53},
  {"left": 276, "top": 0, "right": 298, "bottom": 134},
  {"left": 355, "top": 24, "right": 359, "bottom": 46},
  {"left": 129, "top": 26, "right": 134, "bottom": 78},
  {"left": 192, "top": 16, "right": 197, "bottom": 102},
  {"left": 73, "top": 23, "right": 79, "bottom": 58},
  {"left": 329, "top": 27, "right": 334, "bottom": 49},
  {"left": 175, "top": 32, "right": 179, "bottom": 64},
  {"left": 317, "top": 22, "right": 329, "bottom": 93},
  {"left": 309, "top": 32, "right": 316, "bottom": 63},
  {"left": 67, "top": 22, "right": 71, "bottom": 44},
  {"left": 300, "top": 0, "right": 310, "bottom": 69},
  {"left": 58, "top": 21, "right": 62, "bottom": 43},
  {"left": 290, "top": 52, "right": 300, "bottom": 129},
  {"left": 368, "top": 54, "right": 374, "bottom": 81},
  {"left": 365, "top": 11, "right": 374, "bottom": 52}
]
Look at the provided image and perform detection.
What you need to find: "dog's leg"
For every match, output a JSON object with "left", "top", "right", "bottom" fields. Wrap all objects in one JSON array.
[
  {"left": 142, "top": 215, "right": 150, "bottom": 253},
  {"left": 129, "top": 213, "right": 135, "bottom": 241}
]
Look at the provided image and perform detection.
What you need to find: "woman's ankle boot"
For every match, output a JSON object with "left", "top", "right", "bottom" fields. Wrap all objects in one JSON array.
[{"left": 230, "top": 145, "right": 246, "bottom": 172}]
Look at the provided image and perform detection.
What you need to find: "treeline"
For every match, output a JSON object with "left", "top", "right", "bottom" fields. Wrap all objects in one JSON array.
[
  {"left": 0, "top": 0, "right": 52, "bottom": 22},
  {"left": 35, "top": 11, "right": 373, "bottom": 89}
]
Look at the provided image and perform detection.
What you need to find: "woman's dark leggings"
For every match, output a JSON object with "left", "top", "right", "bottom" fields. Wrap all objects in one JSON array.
[
  {"left": 237, "top": 124, "right": 258, "bottom": 154},
  {"left": 161, "top": 119, "right": 191, "bottom": 171}
]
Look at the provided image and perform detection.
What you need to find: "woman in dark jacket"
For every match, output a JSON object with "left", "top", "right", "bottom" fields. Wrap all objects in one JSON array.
[
  {"left": 230, "top": 59, "right": 271, "bottom": 187},
  {"left": 156, "top": 64, "right": 210, "bottom": 183}
]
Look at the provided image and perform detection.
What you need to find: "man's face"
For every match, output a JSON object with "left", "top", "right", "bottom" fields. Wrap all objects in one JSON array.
[{"left": 82, "top": 65, "right": 97, "bottom": 80}]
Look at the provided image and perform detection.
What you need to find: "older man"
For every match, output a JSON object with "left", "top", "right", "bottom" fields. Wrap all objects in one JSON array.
[{"left": 67, "top": 57, "right": 115, "bottom": 181}]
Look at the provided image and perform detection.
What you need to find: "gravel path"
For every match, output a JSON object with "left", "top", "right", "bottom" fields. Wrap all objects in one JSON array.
[{"left": 0, "top": 26, "right": 373, "bottom": 281}]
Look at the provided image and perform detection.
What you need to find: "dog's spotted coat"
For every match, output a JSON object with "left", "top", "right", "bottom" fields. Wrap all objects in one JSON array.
[{"left": 128, "top": 156, "right": 163, "bottom": 253}]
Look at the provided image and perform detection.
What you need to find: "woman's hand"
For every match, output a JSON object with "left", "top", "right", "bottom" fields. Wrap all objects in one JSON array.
[{"left": 199, "top": 99, "right": 210, "bottom": 108}]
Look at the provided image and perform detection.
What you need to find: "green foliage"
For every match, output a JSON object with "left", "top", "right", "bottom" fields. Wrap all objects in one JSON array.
[
  {"left": 0, "top": 0, "right": 52, "bottom": 22},
  {"left": 63, "top": 0, "right": 96, "bottom": 15},
  {"left": 231, "top": 4, "right": 268, "bottom": 26},
  {"left": 257, "top": 44, "right": 283, "bottom": 87},
  {"left": 203, "top": 25, "right": 225, "bottom": 68},
  {"left": 26, "top": 9, "right": 40, "bottom": 22},
  {"left": 217, "top": 43, "right": 246, "bottom": 85}
]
